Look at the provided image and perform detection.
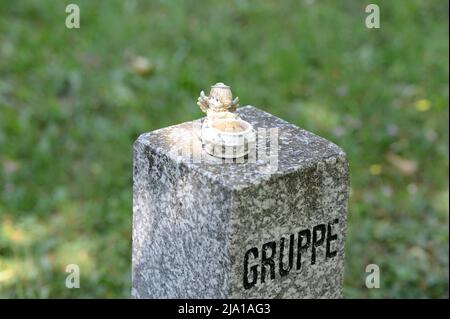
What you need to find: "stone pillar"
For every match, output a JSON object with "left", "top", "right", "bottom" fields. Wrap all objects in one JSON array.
[{"left": 132, "top": 106, "right": 349, "bottom": 298}]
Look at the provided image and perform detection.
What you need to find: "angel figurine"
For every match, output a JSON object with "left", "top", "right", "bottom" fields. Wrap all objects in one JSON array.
[
  {"left": 197, "top": 82, "right": 255, "bottom": 158},
  {"left": 197, "top": 82, "right": 240, "bottom": 124}
]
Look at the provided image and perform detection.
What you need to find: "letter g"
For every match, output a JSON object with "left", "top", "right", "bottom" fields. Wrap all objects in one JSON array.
[{"left": 243, "top": 247, "right": 259, "bottom": 289}]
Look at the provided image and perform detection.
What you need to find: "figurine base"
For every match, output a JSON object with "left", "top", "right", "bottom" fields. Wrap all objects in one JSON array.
[
  {"left": 203, "top": 142, "right": 251, "bottom": 159},
  {"left": 201, "top": 119, "right": 256, "bottom": 159}
]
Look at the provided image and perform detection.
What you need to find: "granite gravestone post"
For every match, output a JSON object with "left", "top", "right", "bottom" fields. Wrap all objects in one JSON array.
[{"left": 132, "top": 106, "right": 349, "bottom": 298}]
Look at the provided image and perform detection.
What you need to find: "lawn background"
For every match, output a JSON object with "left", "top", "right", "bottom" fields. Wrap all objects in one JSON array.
[{"left": 0, "top": 0, "right": 448, "bottom": 298}]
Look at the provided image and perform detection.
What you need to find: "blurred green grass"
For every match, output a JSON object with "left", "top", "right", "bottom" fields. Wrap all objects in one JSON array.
[{"left": 0, "top": 0, "right": 448, "bottom": 298}]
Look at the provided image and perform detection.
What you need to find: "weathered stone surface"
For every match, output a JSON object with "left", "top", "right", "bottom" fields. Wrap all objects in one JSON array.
[{"left": 132, "top": 106, "right": 349, "bottom": 299}]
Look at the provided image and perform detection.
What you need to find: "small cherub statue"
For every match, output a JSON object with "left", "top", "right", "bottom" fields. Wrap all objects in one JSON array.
[
  {"left": 197, "top": 82, "right": 240, "bottom": 124},
  {"left": 197, "top": 82, "right": 255, "bottom": 158}
]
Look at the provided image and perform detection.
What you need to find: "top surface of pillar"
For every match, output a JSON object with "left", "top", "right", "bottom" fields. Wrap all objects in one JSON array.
[{"left": 134, "top": 105, "right": 346, "bottom": 190}]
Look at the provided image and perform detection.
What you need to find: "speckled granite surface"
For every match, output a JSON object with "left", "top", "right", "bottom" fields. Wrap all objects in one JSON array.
[{"left": 132, "top": 106, "right": 349, "bottom": 298}]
